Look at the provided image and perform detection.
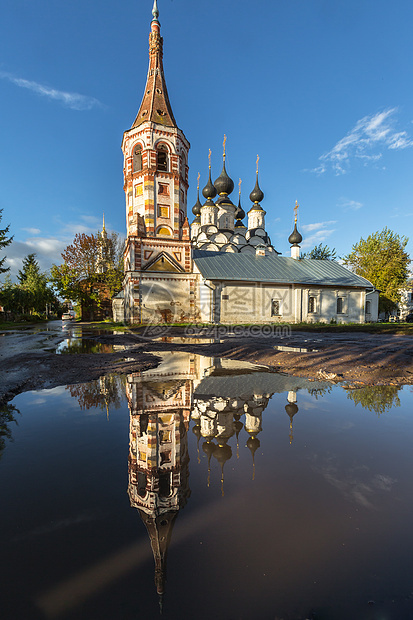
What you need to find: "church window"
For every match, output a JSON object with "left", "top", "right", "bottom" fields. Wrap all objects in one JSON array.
[
  {"left": 158, "top": 204, "right": 169, "bottom": 218},
  {"left": 156, "top": 88, "right": 162, "bottom": 94},
  {"left": 366, "top": 300, "right": 371, "bottom": 314},
  {"left": 137, "top": 473, "right": 147, "bottom": 498},
  {"left": 158, "top": 183, "right": 169, "bottom": 195},
  {"left": 135, "top": 183, "right": 143, "bottom": 197},
  {"left": 138, "top": 450, "right": 147, "bottom": 462},
  {"left": 157, "top": 145, "right": 168, "bottom": 171},
  {"left": 337, "top": 297, "right": 344, "bottom": 314},
  {"left": 157, "top": 109, "right": 166, "bottom": 116},
  {"left": 271, "top": 299, "right": 281, "bottom": 316},
  {"left": 133, "top": 146, "right": 142, "bottom": 172},
  {"left": 160, "top": 450, "right": 171, "bottom": 465},
  {"left": 159, "top": 472, "right": 171, "bottom": 497},
  {"left": 308, "top": 296, "right": 316, "bottom": 313},
  {"left": 157, "top": 226, "right": 172, "bottom": 236},
  {"left": 159, "top": 430, "right": 172, "bottom": 443}
]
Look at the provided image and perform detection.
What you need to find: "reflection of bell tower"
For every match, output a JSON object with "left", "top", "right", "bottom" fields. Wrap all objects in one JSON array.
[{"left": 127, "top": 353, "right": 193, "bottom": 604}]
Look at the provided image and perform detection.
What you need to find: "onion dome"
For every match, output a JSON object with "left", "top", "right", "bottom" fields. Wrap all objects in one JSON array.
[
  {"left": 246, "top": 436, "right": 260, "bottom": 480},
  {"left": 288, "top": 222, "right": 302, "bottom": 245},
  {"left": 235, "top": 195, "right": 245, "bottom": 220},
  {"left": 192, "top": 188, "right": 202, "bottom": 216},
  {"left": 249, "top": 172, "right": 264, "bottom": 204},
  {"left": 285, "top": 402, "right": 298, "bottom": 417},
  {"left": 202, "top": 167, "right": 217, "bottom": 200},
  {"left": 214, "top": 161, "right": 234, "bottom": 196}
]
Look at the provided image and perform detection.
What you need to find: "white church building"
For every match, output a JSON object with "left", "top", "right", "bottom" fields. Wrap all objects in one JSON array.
[{"left": 114, "top": 1, "right": 378, "bottom": 326}]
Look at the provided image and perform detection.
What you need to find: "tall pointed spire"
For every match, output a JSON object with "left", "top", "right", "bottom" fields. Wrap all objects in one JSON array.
[
  {"left": 132, "top": 0, "right": 177, "bottom": 128},
  {"left": 152, "top": 0, "right": 159, "bottom": 22}
]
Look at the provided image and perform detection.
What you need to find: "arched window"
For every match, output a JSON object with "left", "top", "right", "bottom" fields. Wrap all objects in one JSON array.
[
  {"left": 133, "top": 145, "right": 142, "bottom": 172},
  {"left": 157, "top": 144, "right": 168, "bottom": 171}
]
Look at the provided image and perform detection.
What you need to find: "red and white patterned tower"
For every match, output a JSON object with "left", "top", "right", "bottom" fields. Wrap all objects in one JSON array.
[{"left": 121, "top": 1, "right": 193, "bottom": 323}]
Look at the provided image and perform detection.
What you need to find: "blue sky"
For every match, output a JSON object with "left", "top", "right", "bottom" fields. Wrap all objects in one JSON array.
[{"left": 1, "top": 0, "right": 413, "bottom": 278}]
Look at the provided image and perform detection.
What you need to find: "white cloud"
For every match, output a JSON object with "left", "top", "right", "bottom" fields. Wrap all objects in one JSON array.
[
  {"left": 337, "top": 198, "right": 363, "bottom": 212},
  {"left": 21, "top": 227, "right": 41, "bottom": 235},
  {"left": 300, "top": 220, "right": 336, "bottom": 249},
  {"left": 3, "top": 238, "right": 67, "bottom": 278},
  {"left": 0, "top": 71, "right": 103, "bottom": 111},
  {"left": 312, "top": 108, "right": 413, "bottom": 175}
]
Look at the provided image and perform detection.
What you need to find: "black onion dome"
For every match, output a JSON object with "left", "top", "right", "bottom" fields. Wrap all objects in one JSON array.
[
  {"left": 214, "top": 161, "right": 234, "bottom": 196},
  {"left": 235, "top": 196, "right": 245, "bottom": 220},
  {"left": 285, "top": 402, "right": 299, "bottom": 417},
  {"left": 246, "top": 436, "right": 260, "bottom": 457},
  {"left": 288, "top": 222, "right": 303, "bottom": 245},
  {"left": 249, "top": 173, "right": 264, "bottom": 203},
  {"left": 202, "top": 168, "right": 217, "bottom": 200},
  {"left": 192, "top": 190, "right": 202, "bottom": 216}
]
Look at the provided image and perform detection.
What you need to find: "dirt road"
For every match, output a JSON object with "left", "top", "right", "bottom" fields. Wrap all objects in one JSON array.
[{"left": 1, "top": 322, "right": 412, "bottom": 404}]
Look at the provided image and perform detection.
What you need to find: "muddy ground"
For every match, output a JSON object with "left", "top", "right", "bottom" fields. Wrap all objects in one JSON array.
[{"left": 1, "top": 322, "right": 413, "bottom": 405}]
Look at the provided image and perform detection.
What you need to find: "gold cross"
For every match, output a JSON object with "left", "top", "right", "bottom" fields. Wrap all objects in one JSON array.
[
  {"left": 238, "top": 178, "right": 242, "bottom": 194},
  {"left": 197, "top": 172, "right": 200, "bottom": 190},
  {"left": 294, "top": 200, "right": 299, "bottom": 222},
  {"left": 256, "top": 154, "right": 259, "bottom": 174},
  {"left": 223, "top": 134, "right": 227, "bottom": 159},
  {"left": 208, "top": 148, "right": 211, "bottom": 167}
]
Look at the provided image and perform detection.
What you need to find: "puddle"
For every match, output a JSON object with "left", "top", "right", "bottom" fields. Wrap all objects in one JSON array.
[
  {"left": 275, "top": 344, "right": 319, "bottom": 352},
  {"left": 2, "top": 350, "right": 413, "bottom": 620},
  {"left": 153, "top": 336, "right": 221, "bottom": 344},
  {"left": 56, "top": 338, "right": 126, "bottom": 354}
]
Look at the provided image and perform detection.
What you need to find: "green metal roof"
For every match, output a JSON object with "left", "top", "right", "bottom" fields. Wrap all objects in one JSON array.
[{"left": 193, "top": 249, "right": 374, "bottom": 288}]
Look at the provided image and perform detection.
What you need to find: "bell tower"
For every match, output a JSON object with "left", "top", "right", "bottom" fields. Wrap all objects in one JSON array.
[{"left": 121, "top": 1, "right": 194, "bottom": 324}]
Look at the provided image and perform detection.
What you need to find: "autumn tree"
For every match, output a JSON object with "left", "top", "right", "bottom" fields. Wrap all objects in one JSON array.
[
  {"left": 0, "top": 209, "right": 13, "bottom": 275},
  {"left": 301, "top": 244, "right": 337, "bottom": 260},
  {"left": 342, "top": 227, "right": 410, "bottom": 313},
  {"left": 51, "top": 231, "right": 124, "bottom": 320}
]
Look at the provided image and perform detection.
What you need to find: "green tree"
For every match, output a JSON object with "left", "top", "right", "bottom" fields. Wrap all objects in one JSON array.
[
  {"left": 17, "top": 253, "right": 40, "bottom": 284},
  {"left": 345, "top": 385, "right": 401, "bottom": 416},
  {"left": 0, "top": 402, "right": 19, "bottom": 460},
  {"left": 0, "top": 209, "right": 13, "bottom": 274},
  {"left": 301, "top": 243, "right": 337, "bottom": 260},
  {"left": 342, "top": 227, "right": 410, "bottom": 313}
]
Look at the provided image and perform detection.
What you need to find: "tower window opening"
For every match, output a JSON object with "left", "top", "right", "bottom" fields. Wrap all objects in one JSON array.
[
  {"left": 159, "top": 472, "right": 171, "bottom": 497},
  {"left": 137, "top": 473, "right": 147, "bottom": 497},
  {"left": 157, "top": 145, "right": 168, "bottom": 171},
  {"left": 133, "top": 146, "right": 142, "bottom": 172}
]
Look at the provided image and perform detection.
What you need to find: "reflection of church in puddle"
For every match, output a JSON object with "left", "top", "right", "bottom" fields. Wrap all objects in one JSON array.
[{"left": 126, "top": 351, "right": 322, "bottom": 601}]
